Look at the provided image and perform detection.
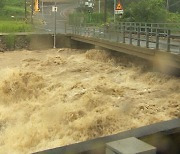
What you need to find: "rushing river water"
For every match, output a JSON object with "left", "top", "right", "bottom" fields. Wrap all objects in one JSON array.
[{"left": 0, "top": 49, "right": 179, "bottom": 153}]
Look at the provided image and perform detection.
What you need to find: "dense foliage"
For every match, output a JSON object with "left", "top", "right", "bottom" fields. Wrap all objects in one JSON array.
[
  {"left": 0, "top": 0, "right": 5, "bottom": 8},
  {"left": 0, "top": 0, "right": 24, "bottom": 16},
  {"left": 89, "top": 0, "right": 180, "bottom": 23},
  {"left": 121, "top": 0, "right": 167, "bottom": 22},
  {"left": 71, "top": 0, "right": 180, "bottom": 24},
  {"left": 122, "top": 0, "right": 180, "bottom": 12}
]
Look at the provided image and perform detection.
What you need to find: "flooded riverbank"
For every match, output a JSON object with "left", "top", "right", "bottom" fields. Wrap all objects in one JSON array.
[{"left": 0, "top": 49, "right": 179, "bottom": 153}]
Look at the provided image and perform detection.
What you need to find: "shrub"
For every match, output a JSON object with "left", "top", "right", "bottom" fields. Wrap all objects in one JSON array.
[
  {"left": 4, "top": 34, "right": 16, "bottom": 50},
  {"left": 0, "top": 0, "right": 5, "bottom": 8}
]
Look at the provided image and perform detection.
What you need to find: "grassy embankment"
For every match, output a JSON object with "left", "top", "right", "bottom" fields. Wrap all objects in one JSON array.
[{"left": 0, "top": 0, "right": 33, "bottom": 33}]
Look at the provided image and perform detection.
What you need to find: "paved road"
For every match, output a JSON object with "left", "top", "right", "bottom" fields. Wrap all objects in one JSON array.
[{"left": 33, "top": 2, "right": 78, "bottom": 34}]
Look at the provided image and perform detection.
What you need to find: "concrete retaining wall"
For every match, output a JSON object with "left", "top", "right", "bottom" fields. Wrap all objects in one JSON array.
[{"left": 0, "top": 34, "right": 95, "bottom": 51}]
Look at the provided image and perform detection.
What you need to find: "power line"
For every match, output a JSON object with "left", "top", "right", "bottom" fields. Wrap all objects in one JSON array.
[{"left": 169, "top": 1, "right": 180, "bottom": 7}]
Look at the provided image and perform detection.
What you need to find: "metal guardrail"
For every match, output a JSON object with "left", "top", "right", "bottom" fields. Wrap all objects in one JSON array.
[{"left": 65, "top": 22, "right": 180, "bottom": 53}]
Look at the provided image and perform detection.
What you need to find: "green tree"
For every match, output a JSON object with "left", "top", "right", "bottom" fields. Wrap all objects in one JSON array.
[
  {"left": 0, "top": 0, "right": 5, "bottom": 8},
  {"left": 121, "top": 0, "right": 167, "bottom": 22}
]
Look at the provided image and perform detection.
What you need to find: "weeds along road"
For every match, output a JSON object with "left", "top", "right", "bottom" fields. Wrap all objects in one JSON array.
[{"left": 34, "top": 2, "right": 78, "bottom": 33}]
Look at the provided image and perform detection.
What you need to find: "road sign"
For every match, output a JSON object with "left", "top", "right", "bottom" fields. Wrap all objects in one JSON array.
[
  {"left": 115, "top": 10, "right": 124, "bottom": 15},
  {"left": 116, "top": 0, "right": 123, "bottom": 10},
  {"left": 52, "top": 6, "right": 57, "bottom": 12},
  {"left": 115, "top": 0, "right": 123, "bottom": 15}
]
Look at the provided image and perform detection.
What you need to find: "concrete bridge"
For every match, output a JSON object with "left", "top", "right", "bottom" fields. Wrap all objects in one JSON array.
[
  {"left": 69, "top": 33, "right": 180, "bottom": 72},
  {"left": 30, "top": 2, "right": 180, "bottom": 74}
]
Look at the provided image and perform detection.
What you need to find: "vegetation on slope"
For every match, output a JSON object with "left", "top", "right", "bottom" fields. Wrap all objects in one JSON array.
[
  {"left": 70, "top": 0, "right": 180, "bottom": 24},
  {"left": 120, "top": 0, "right": 180, "bottom": 23},
  {"left": 0, "top": 0, "right": 32, "bottom": 33}
]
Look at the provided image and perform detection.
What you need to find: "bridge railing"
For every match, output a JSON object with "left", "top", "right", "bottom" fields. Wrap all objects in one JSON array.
[
  {"left": 118, "top": 22, "right": 180, "bottom": 35},
  {"left": 65, "top": 22, "right": 180, "bottom": 53}
]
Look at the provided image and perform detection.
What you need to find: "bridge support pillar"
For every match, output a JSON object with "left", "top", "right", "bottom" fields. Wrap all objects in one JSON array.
[{"left": 70, "top": 40, "right": 95, "bottom": 49}]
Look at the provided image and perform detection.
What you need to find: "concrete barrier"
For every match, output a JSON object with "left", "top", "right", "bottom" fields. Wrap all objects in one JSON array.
[{"left": 34, "top": 119, "right": 180, "bottom": 154}]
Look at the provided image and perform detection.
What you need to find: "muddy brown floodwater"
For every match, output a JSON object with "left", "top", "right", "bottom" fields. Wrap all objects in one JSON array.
[{"left": 0, "top": 49, "right": 179, "bottom": 153}]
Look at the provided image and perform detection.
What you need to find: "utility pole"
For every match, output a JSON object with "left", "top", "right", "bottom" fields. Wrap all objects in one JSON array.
[
  {"left": 167, "top": 0, "right": 169, "bottom": 11},
  {"left": 31, "top": 0, "right": 33, "bottom": 24},
  {"left": 42, "top": 0, "right": 44, "bottom": 18},
  {"left": 114, "top": 0, "right": 116, "bottom": 22},
  {"left": 25, "top": 0, "right": 27, "bottom": 20},
  {"left": 99, "top": 0, "right": 101, "bottom": 13},
  {"left": 104, "top": 0, "right": 107, "bottom": 22},
  {"left": 53, "top": 1, "right": 57, "bottom": 49}
]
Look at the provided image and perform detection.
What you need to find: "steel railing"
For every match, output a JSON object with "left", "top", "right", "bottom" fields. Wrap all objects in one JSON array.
[{"left": 64, "top": 22, "right": 180, "bottom": 53}]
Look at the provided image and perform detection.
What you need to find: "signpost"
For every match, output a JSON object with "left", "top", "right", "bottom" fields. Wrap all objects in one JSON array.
[{"left": 52, "top": 5, "right": 57, "bottom": 48}]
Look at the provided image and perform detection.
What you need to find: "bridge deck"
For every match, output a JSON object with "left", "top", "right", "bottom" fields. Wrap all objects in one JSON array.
[{"left": 70, "top": 34, "right": 180, "bottom": 70}]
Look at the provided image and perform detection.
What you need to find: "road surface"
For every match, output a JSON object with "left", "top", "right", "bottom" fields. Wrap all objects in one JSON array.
[{"left": 34, "top": 2, "right": 78, "bottom": 33}]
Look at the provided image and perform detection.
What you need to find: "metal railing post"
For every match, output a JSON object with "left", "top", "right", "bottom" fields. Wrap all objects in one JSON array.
[
  {"left": 129, "top": 24, "right": 132, "bottom": 45},
  {"left": 80, "top": 25, "right": 82, "bottom": 35},
  {"left": 99, "top": 27, "right": 101, "bottom": 38},
  {"left": 109, "top": 25, "right": 111, "bottom": 40},
  {"left": 78, "top": 25, "right": 80, "bottom": 34},
  {"left": 93, "top": 27, "right": 95, "bottom": 37},
  {"left": 146, "top": 28, "right": 149, "bottom": 48},
  {"left": 156, "top": 29, "right": 159, "bottom": 50},
  {"left": 88, "top": 27, "right": 90, "bottom": 36},
  {"left": 75, "top": 25, "right": 77, "bottom": 34},
  {"left": 167, "top": 29, "right": 171, "bottom": 52},
  {"left": 120, "top": 22, "right": 123, "bottom": 33},
  {"left": 72, "top": 25, "right": 74, "bottom": 34},
  {"left": 137, "top": 26, "right": 140, "bottom": 46},
  {"left": 103, "top": 25, "right": 106, "bottom": 39},
  {"left": 84, "top": 26, "right": 86, "bottom": 36},
  {"left": 65, "top": 22, "right": 67, "bottom": 34},
  {"left": 116, "top": 25, "right": 119, "bottom": 43},
  {"left": 123, "top": 24, "right": 125, "bottom": 43},
  {"left": 77, "top": 25, "right": 78, "bottom": 34}
]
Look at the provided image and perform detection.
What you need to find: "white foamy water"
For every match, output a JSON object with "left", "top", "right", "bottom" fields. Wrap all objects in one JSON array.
[{"left": 0, "top": 49, "right": 179, "bottom": 153}]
